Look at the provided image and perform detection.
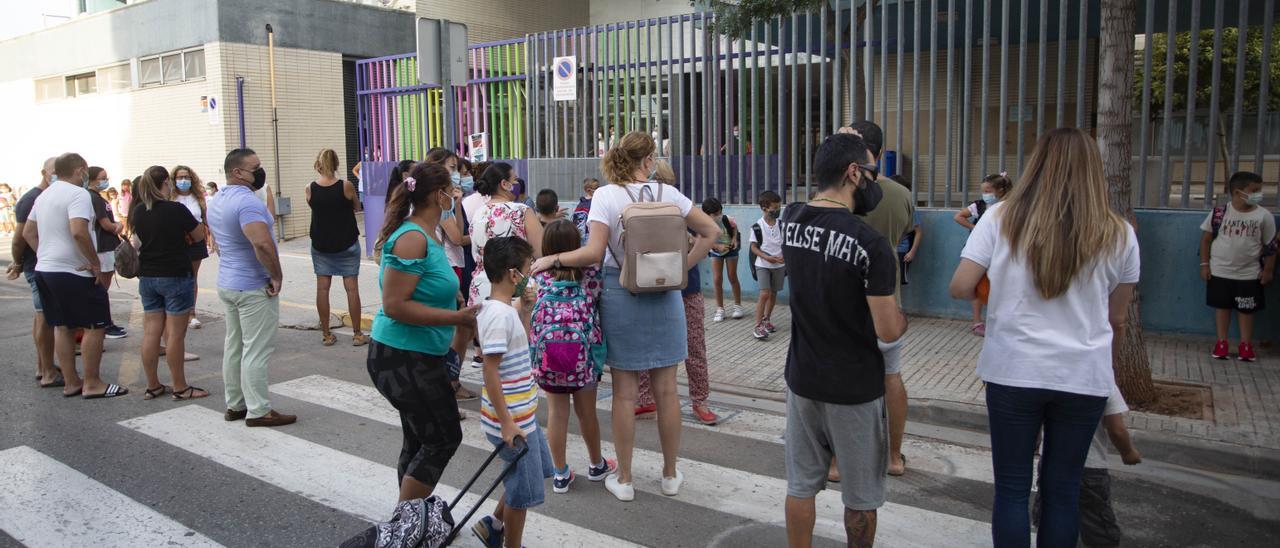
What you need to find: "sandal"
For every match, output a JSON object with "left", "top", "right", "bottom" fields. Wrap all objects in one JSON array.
[
  {"left": 322, "top": 333, "right": 337, "bottom": 346},
  {"left": 39, "top": 374, "right": 66, "bottom": 388},
  {"left": 172, "top": 386, "right": 209, "bottom": 401},
  {"left": 83, "top": 383, "right": 129, "bottom": 399},
  {"left": 143, "top": 385, "right": 171, "bottom": 400},
  {"left": 352, "top": 332, "right": 371, "bottom": 347},
  {"left": 888, "top": 454, "right": 908, "bottom": 477}
]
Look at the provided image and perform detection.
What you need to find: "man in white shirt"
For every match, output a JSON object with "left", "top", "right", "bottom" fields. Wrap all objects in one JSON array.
[{"left": 23, "top": 153, "right": 128, "bottom": 399}]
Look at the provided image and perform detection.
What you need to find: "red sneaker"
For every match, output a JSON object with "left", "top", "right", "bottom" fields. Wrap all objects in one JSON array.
[
  {"left": 1238, "top": 342, "right": 1256, "bottom": 362},
  {"left": 691, "top": 404, "right": 720, "bottom": 425},
  {"left": 1212, "top": 340, "right": 1230, "bottom": 360}
]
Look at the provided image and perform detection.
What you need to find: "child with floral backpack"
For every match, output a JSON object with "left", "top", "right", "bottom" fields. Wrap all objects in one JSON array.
[{"left": 531, "top": 219, "right": 616, "bottom": 494}]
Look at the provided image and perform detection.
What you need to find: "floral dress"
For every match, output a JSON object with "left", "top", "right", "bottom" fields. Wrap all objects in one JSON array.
[{"left": 467, "top": 201, "right": 530, "bottom": 306}]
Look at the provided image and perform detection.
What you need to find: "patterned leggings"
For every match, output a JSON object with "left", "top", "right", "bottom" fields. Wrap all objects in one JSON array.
[
  {"left": 638, "top": 293, "right": 710, "bottom": 407},
  {"left": 367, "top": 341, "right": 463, "bottom": 487}
]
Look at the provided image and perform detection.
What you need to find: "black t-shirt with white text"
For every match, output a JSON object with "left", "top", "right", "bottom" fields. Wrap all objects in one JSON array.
[
  {"left": 131, "top": 201, "right": 199, "bottom": 277},
  {"left": 782, "top": 204, "right": 897, "bottom": 405}
]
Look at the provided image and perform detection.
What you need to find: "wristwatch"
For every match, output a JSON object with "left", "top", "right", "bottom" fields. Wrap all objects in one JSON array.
[{"left": 553, "top": 255, "right": 563, "bottom": 269}]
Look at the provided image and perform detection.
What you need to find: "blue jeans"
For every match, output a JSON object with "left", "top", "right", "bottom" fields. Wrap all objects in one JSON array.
[{"left": 986, "top": 382, "right": 1106, "bottom": 548}]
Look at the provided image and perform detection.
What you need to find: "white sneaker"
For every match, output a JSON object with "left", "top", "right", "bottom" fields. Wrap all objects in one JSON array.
[
  {"left": 729, "top": 304, "right": 744, "bottom": 319},
  {"left": 188, "top": 316, "right": 202, "bottom": 329},
  {"left": 712, "top": 308, "right": 725, "bottom": 323},
  {"left": 661, "top": 469, "right": 684, "bottom": 496},
  {"left": 605, "top": 473, "right": 635, "bottom": 502}
]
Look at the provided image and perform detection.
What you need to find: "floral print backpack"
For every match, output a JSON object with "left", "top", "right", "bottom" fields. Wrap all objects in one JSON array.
[{"left": 529, "top": 267, "right": 606, "bottom": 392}]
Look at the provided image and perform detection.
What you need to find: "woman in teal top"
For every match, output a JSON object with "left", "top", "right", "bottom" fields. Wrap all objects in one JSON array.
[{"left": 366, "top": 162, "right": 479, "bottom": 503}]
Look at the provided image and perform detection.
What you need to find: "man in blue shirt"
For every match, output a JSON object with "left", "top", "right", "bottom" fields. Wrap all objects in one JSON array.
[{"left": 209, "top": 148, "right": 294, "bottom": 427}]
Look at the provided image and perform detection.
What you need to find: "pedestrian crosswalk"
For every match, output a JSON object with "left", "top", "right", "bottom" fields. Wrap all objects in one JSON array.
[{"left": 1, "top": 373, "right": 1001, "bottom": 547}]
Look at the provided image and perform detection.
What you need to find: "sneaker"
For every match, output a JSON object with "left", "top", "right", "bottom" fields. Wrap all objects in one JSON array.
[
  {"left": 661, "top": 469, "right": 684, "bottom": 496},
  {"left": 472, "top": 354, "right": 484, "bottom": 367},
  {"left": 729, "top": 304, "right": 744, "bottom": 319},
  {"left": 1238, "top": 342, "right": 1256, "bottom": 362},
  {"left": 1212, "top": 340, "right": 1230, "bottom": 360},
  {"left": 691, "top": 404, "right": 719, "bottom": 425},
  {"left": 552, "top": 467, "right": 575, "bottom": 494},
  {"left": 753, "top": 324, "right": 769, "bottom": 340},
  {"left": 712, "top": 308, "right": 725, "bottom": 323},
  {"left": 471, "top": 515, "right": 503, "bottom": 548},
  {"left": 971, "top": 323, "right": 986, "bottom": 337},
  {"left": 189, "top": 316, "right": 202, "bottom": 330},
  {"left": 586, "top": 458, "right": 617, "bottom": 481},
  {"left": 604, "top": 473, "right": 635, "bottom": 502},
  {"left": 104, "top": 325, "right": 128, "bottom": 339},
  {"left": 634, "top": 403, "right": 657, "bottom": 419},
  {"left": 764, "top": 320, "right": 777, "bottom": 333}
]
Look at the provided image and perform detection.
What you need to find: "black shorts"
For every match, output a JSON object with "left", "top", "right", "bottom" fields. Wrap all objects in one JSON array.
[
  {"left": 34, "top": 271, "right": 111, "bottom": 329},
  {"left": 1206, "top": 276, "right": 1266, "bottom": 313}
]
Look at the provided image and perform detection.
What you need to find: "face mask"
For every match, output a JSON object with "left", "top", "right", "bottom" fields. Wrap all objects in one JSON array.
[
  {"left": 176, "top": 179, "right": 192, "bottom": 192},
  {"left": 851, "top": 173, "right": 883, "bottom": 215},
  {"left": 440, "top": 189, "right": 456, "bottom": 214},
  {"left": 451, "top": 171, "right": 461, "bottom": 186},
  {"left": 96, "top": 180, "right": 110, "bottom": 191},
  {"left": 80, "top": 172, "right": 91, "bottom": 188},
  {"left": 512, "top": 267, "right": 531, "bottom": 296},
  {"left": 982, "top": 192, "right": 997, "bottom": 205},
  {"left": 511, "top": 182, "right": 523, "bottom": 197},
  {"left": 249, "top": 167, "right": 267, "bottom": 190},
  {"left": 765, "top": 208, "right": 780, "bottom": 221},
  {"left": 1243, "top": 191, "right": 1264, "bottom": 206},
  {"left": 459, "top": 175, "right": 474, "bottom": 194}
]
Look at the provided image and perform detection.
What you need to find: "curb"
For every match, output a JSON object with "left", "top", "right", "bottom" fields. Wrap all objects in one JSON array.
[{"left": 905, "top": 398, "right": 1280, "bottom": 482}]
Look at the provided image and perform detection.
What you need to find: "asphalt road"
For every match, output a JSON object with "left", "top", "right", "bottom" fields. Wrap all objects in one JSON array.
[{"left": 1, "top": 274, "right": 1278, "bottom": 547}]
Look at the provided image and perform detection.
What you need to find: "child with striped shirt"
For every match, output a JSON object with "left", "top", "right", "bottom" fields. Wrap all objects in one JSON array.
[{"left": 472, "top": 236, "right": 555, "bottom": 548}]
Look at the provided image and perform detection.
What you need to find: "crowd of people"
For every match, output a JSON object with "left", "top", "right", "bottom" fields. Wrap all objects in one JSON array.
[{"left": 9, "top": 119, "right": 1274, "bottom": 548}]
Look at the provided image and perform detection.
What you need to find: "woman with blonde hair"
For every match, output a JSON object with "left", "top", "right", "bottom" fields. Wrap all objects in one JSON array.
[
  {"left": 170, "top": 165, "right": 213, "bottom": 329},
  {"left": 531, "top": 132, "right": 720, "bottom": 502},
  {"left": 307, "top": 148, "right": 369, "bottom": 346},
  {"left": 949, "top": 128, "right": 1140, "bottom": 547}
]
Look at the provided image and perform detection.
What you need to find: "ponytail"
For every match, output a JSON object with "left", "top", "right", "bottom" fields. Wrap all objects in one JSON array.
[
  {"left": 602, "top": 131, "right": 655, "bottom": 184},
  {"left": 374, "top": 162, "right": 452, "bottom": 254}
]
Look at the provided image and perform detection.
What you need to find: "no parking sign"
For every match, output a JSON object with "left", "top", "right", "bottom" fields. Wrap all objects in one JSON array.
[{"left": 552, "top": 55, "right": 576, "bottom": 101}]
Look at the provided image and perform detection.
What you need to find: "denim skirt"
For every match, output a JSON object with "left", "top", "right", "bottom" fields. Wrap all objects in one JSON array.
[
  {"left": 312, "top": 241, "right": 362, "bottom": 277},
  {"left": 599, "top": 267, "right": 688, "bottom": 371}
]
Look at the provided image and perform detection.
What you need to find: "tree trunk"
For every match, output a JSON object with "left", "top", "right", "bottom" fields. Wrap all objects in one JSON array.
[{"left": 1097, "top": 0, "right": 1158, "bottom": 405}]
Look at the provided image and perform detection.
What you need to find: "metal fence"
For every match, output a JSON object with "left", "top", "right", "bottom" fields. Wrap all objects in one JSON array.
[{"left": 357, "top": 1, "right": 1276, "bottom": 209}]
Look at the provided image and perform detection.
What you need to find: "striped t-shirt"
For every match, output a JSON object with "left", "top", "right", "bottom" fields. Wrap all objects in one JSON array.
[{"left": 477, "top": 300, "right": 539, "bottom": 437}]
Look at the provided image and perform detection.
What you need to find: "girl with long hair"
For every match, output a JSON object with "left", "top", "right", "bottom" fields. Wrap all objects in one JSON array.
[
  {"left": 307, "top": 148, "right": 368, "bottom": 346},
  {"left": 170, "top": 165, "right": 213, "bottom": 329},
  {"left": 530, "top": 132, "right": 720, "bottom": 502},
  {"left": 950, "top": 128, "right": 1140, "bottom": 547},
  {"left": 368, "top": 162, "right": 477, "bottom": 503}
]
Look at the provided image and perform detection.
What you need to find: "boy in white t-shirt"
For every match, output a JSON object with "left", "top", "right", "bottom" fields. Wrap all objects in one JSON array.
[
  {"left": 1198, "top": 171, "right": 1277, "bottom": 362},
  {"left": 749, "top": 190, "right": 785, "bottom": 340},
  {"left": 470, "top": 237, "right": 554, "bottom": 548}
]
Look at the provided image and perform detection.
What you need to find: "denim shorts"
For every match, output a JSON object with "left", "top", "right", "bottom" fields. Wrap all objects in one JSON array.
[
  {"left": 24, "top": 270, "right": 41, "bottom": 312},
  {"left": 139, "top": 275, "right": 196, "bottom": 315},
  {"left": 486, "top": 426, "right": 554, "bottom": 510}
]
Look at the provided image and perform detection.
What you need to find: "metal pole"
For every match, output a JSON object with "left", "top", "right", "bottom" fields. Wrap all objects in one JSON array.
[
  {"left": 945, "top": 0, "right": 955, "bottom": 205},
  {"left": 266, "top": 23, "right": 282, "bottom": 241},
  {"left": 998, "top": 0, "right": 1007, "bottom": 173},
  {"left": 1138, "top": 0, "right": 1155, "bottom": 206},
  {"left": 677, "top": 17, "right": 685, "bottom": 183},
  {"left": 751, "top": 21, "right": 760, "bottom": 200},
  {"left": 913, "top": 0, "right": 921, "bottom": 203},
  {"left": 1182, "top": 0, "right": 1202, "bottom": 203},
  {"left": 1229, "top": 0, "right": 1251, "bottom": 173},
  {"left": 1205, "top": 1, "right": 1225, "bottom": 204},
  {"left": 739, "top": 32, "right": 747, "bottom": 204},
  {"left": 980, "top": 0, "right": 990, "bottom": 179},
  {"left": 961, "top": 0, "right": 973, "bottom": 202},
  {"left": 805, "top": 11, "right": 814, "bottom": 198},
  {"left": 833, "top": 4, "right": 842, "bottom": 133},
  {"left": 236, "top": 75, "right": 246, "bottom": 148},
  {"left": 1056, "top": 0, "right": 1068, "bottom": 127},
  {"left": 850, "top": 2, "right": 858, "bottom": 122},
  {"left": 1159, "top": 1, "right": 1177, "bottom": 207},
  {"left": 791, "top": 12, "right": 800, "bottom": 203},
  {"left": 928, "top": 0, "right": 938, "bottom": 206},
  {"left": 440, "top": 19, "right": 459, "bottom": 154},
  {"left": 1256, "top": 0, "right": 1275, "bottom": 175},
  {"left": 865, "top": 2, "right": 874, "bottom": 118},
  {"left": 820, "top": 6, "right": 828, "bottom": 147},
  {"left": 1037, "top": 0, "right": 1047, "bottom": 138},
  {"left": 895, "top": 0, "right": 904, "bottom": 163},
  {"left": 1075, "top": 0, "right": 1088, "bottom": 126},
  {"left": 880, "top": 0, "right": 887, "bottom": 127}
]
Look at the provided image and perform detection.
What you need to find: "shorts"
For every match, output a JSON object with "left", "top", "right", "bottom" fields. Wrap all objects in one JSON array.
[
  {"left": 23, "top": 270, "right": 42, "bottom": 312},
  {"left": 785, "top": 390, "right": 887, "bottom": 510},
  {"left": 710, "top": 247, "right": 739, "bottom": 260},
  {"left": 756, "top": 265, "right": 786, "bottom": 293},
  {"left": 897, "top": 252, "right": 910, "bottom": 286},
  {"left": 139, "top": 275, "right": 196, "bottom": 315},
  {"left": 486, "top": 426, "right": 554, "bottom": 509},
  {"left": 1206, "top": 276, "right": 1266, "bottom": 313},
  {"left": 312, "top": 241, "right": 361, "bottom": 278},
  {"left": 186, "top": 240, "right": 210, "bottom": 261},
  {"left": 34, "top": 271, "right": 110, "bottom": 329},
  {"left": 97, "top": 251, "right": 115, "bottom": 273},
  {"left": 880, "top": 338, "right": 904, "bottom": 375}
]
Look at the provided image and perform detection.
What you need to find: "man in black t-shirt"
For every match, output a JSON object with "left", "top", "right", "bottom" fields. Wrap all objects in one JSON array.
[
  {"left": 782, "top": 133, "right": 907, "bottom": 548},
  {"left": 6, "top": 157, "right": 58, "bottom": 386}
]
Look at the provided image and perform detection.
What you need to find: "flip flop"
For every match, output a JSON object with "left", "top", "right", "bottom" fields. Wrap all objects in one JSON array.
[
  {"left": 888, "top": 454, "right": 908, "bottom": 477},
  {"left": 83, "top": 384, "right": 129, "bottom": 399}
]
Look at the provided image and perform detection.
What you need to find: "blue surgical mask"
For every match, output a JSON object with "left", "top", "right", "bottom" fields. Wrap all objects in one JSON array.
[
  {"left": 1244, "top": 191, "right": 1264, "bottom": 206},
  {"left": 982, "top": 192, "right": 997, "bottom": 205},
  {"left": 96, "top": 180, "right": 110, "bottom": 191},
  {"left": 460, "top": 175, "right": 475, "bottom": 194},
  {"left": 451, "top": 171, "right": 461, "bottom": 186},
  {"left": 440, "top": 189, "right": 456, "bottom": 216},
  {"left": 176, "top": 179, "right": 192, "bottom": 192}
]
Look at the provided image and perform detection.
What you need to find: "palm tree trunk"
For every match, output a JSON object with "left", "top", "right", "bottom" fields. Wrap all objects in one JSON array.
[{"left": 1097, "top": 0, "right": 1157, "bottom": 405}]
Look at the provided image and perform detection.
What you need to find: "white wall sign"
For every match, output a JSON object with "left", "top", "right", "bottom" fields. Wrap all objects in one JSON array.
[
  {"left": 552, "top": 56, "right": 576, "bottom": 101},
  {"left": 469, "top": 132, "right": 488, "bottom": 162}
]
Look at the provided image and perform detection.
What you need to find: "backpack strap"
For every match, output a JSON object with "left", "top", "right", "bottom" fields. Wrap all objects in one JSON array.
[{"left": 1210, "top": 205, "right": 1226, "bottom": 240}]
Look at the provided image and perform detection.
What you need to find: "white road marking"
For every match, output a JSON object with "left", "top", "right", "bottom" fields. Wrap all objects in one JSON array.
[
  {"left": 119, "top": 405, "right": 639, "bottom": 548},
  {"left": 0, "top": 446, "right": 222, "bottom": 548},
  {"left": 273, "top": 374, "right": 991, "bottom": 547}
]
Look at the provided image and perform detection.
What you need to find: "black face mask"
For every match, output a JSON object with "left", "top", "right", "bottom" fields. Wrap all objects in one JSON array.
[
  {"left": 249, "top": 167, "right": 267, "bottom": 191},
  {"left": 852, "top": 174, "right": 882, "bottom": 215}
]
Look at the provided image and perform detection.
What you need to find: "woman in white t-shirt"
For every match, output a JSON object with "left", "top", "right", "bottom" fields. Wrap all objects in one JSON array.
[
  {"left": 948, "top": 128, "right": 1141, "bottom": 547},
  {"left": 171, "top": 165, "right": 213, "bottom": 330},
  {"left": 531, "top": 131, "right": 720, "bottom": 502}
]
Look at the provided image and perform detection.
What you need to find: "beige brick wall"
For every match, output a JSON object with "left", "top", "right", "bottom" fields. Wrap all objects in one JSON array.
[
  {"left": 216, "top": 42, "right": 347, "bottom": 239},
  {"left": 416, "top": 0, "right": 589, "bottom": 43}
]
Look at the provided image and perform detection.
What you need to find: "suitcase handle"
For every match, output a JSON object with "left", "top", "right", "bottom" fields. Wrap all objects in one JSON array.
[{"left": 443, "top": 437, "right": 529, "bottom": 546}]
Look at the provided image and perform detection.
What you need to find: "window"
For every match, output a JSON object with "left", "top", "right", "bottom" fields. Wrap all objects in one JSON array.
[
  {"left": 96, "top": 63, "right": 131, "bottom": 92},
  {"left": 65, "top": 72, "right": 97, "bottom": 97},
  {"left": 183, "top": 49, "right": 205, "bottom": 79},
  {"left": 161, "top": 53, "right": 182, "bottom": 83},
  {"left": 140, "top": 57, "right": 162, "bottom": 86},
  {"left": 35, "top": 76, "right": 66, "bottom": 102}
]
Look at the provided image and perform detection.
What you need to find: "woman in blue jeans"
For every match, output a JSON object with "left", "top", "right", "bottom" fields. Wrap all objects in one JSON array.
[
  {"left": 949, "top": 128, "right": 1141, "bottom": 548},
  {"left": 129, "top": 165, "right": 209, "bottom": 401}
]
